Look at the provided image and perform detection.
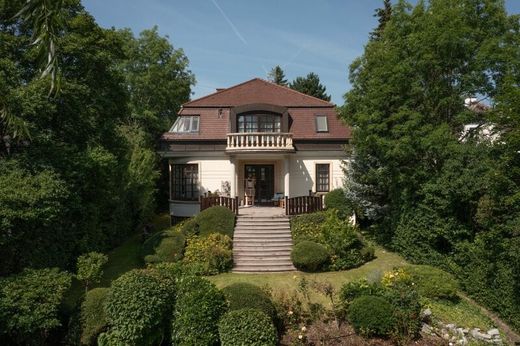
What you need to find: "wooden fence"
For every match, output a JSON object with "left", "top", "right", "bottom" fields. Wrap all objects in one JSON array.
[
  {"left": 285, "top": 195, "right": 324, "bottom": 215},
  {"left": 200, "top": 196, "right": 239, "bottom": 215}
]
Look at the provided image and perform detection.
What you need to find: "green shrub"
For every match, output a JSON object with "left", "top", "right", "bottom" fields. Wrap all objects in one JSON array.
[
  {"left": 179, "top": 217, "right": 198, "bottom": 236},
  {"left": 76, "top": 252, "right": 108, "bottom": 292},
  {"left": 172, "top": 276, "right": 227, "bottom": 345},
  {"left": 183, "top": 233, "right": 233, "bottom": 275},
  {"left": 81, "top": 288, "right": 109, "bottom": 345},
  {"left": 195, "top": 206, "right": 235, "bottom": 238},
  {"left": 339, "top": 280, "right": 385, "bottom": 310},
  {"left": 142, "top": 228, "right": 185, "bottom": 264},
  {"left": 384, "top": 281, "right": 422, "bottom": 340},
  {"left": 324, "top": 188, "right": 352, "bottom": 219},
  {"left": 291, "top": 211, "right": 327, "bottom": 244},
  {"left": 348, "top": 295, "right": 395, "bottom": 337},
  {"left": 291, "top": 241, "right": 329, "bottom": 272},
  {"left": 406, "top": 265, "right": 459, "bottom": 301},
  {"left": 103, "top": 269, "right": 174, "bottom": 345},
  {"left": 219, "top": 309, "right": 277, "bottom": 346},
  {"left": 222, "top": 283, "right": 277, "bottom": 321},
  {"left": 0, "top": 268, "right": 71, "bottom": 344}
]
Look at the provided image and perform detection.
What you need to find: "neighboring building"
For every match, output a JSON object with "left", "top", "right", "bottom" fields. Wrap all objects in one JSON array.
[{"left": 159, "top": 78, "right": 351, "bottom": 217}]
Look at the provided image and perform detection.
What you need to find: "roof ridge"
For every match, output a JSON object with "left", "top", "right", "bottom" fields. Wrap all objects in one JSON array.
[{"left": 183, "top": 77, "right": 335, "bottom": 108}]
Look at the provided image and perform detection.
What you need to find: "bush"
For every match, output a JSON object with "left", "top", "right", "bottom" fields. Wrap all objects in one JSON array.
[
  {"left": 142, "top": 228, "right": 185, "bottom": 264},
  {"left": 291, "top": 211, "right": 327, "bottom": 244},
  {"left": 339, "top": 280, "right": 385, "bottom": 310},
  {"left": 219, "top": 309, "right": 277, "bottom": 346},
  {"left": 81, "top": 288, "right": 109, "bottom": 345},
  {"left": 103, "top": 269, "right": 174, "bottom": 345},
  {"left": 324, "top": 188, "right": 352, "bottom": 219},
  {"left": 0, "top": 268, "right": 71, "bottom": 344},
  {"left": 291, "top": 241, "right": 329, "bottom": 272},
  {"left": 183, "top": 233, "right": 233, "bottom": 275},
  {"left": 195, "top": 206, "right": 235, "bottom": 238},
  {"left": 172, "top": 276, "right": 227, "bottom": 345},
  {"left": 76, "top": 252, "right": 108, "bottom": 292},
  {"left": 384, "top": 281, "right": 422, "bottom": 340},
  {"left": 348, "top": 295, "right": 395, "bottom": 337},
  {"left": 222, "top": 283, "right": 277, "bottom": 321},
  {"left": 405, "top": 265, "right": 459, "bottom": 301},
  {"left": 179, "top": 218, "right": 198, "bottom": 236}
]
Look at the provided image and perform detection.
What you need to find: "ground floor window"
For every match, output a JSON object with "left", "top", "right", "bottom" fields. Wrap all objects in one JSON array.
[
  {"left": 171, "top": 164, "right": 199, "bottom": 200},
  {"left": 316, "top": 163, "right": 330, "bottom": 192}
]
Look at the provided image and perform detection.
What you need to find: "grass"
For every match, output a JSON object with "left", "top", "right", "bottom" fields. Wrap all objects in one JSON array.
[
  {"left": 424, "top": 297, "right": 494, "bottom": 330},
  {"left": 62, "top": 214, "right": 170, "bottom": 312}
]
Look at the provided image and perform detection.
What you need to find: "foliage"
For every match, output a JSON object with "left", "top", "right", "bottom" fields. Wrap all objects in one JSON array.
[
  {"left": 195, "top": 206, "right": 236, "bottom": 238},
  {"left": 172, "top": 276, "right": 227, "bottom": 346},
  {"left": 103, "top": 269, "right": 174, "bottom": 345},
  {"left": 183, "top": 233, "right": 233, "bottom": 275},
  {"left": 384, "top": 281, "right": 422, "bottom": 341},
  {"left": 142, "top": 227, "right": 185, "bottom": 264},
  {"left": 0, "top": 268, "right": 71, "bottom": 344},
  {"left": 76, "top": 252, "right": 108, "bottom": 292},
  {"left": 268, "top": 65, "right": 288, "bottom": 86},
  {"left": 369, "top": 0, "right": 392, "bottom": 41},
  {"left": 291, "top": 211, "right": 327, "bottom": 244},
  {"left": 222, "top": 283, "right": 277, "bottom": 321},
  {"left": 290, "top": 72, "right": 331, "bottom": 101},
  {"left": 339, "top": 279, "right": 385, "bottom": 310},
  {"left": 178, "top": 217, "right": 198, "bottom": 236},
  {"left": 291, "top": 241, "right": 329, "bottom": 272},
  {"left": 406, "top": 265, "right": 459, "bottom": 301},
  {"left": 80, "top": 287, "right": 109, "bottom": 345},
  {"left": 348, "top": 295, "right": 395, "bottom": 337},
  {"left": 218, "top": 309, "right": 277, "bottom": 346},
  {"left": 324, "top": 188, "right": 352, "bottom": 219},
  {"left": 341, "top": 0, "right": 520, "bottom": 329}
]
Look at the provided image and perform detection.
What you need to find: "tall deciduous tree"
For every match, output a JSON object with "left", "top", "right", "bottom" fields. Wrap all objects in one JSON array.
[
  {"left": 267, "top": 65, "right": 288, "bottom": 86},
  {"left": 342, "top": 0, "right": 520, "bottom": 329},
  {"left": 290, "top": 72, "right": 331, "bottom": 101},
  {"left": 369, "top": 0, "right": 392, "bottom": 41}
]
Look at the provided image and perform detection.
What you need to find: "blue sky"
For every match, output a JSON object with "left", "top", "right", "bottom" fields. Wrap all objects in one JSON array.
[{"left": 83, "top": 0, "right": 520, "bottom": 105}]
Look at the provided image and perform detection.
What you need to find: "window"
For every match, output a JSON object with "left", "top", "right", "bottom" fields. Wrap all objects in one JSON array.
[
  {"left": 171, "top": 164, "right": 199, "bottom": 200},
  {"left": 315, "top": 115, "right": 328, "bottom": 132},
  {"left": 238, "top": 113, "right": 281, "bottom": 133},
  {"left": 316, "top": 164, "right": 330, "bottom": 192},
  {"left": 170, "top": 116, "right": 199, "bottom": 133}
]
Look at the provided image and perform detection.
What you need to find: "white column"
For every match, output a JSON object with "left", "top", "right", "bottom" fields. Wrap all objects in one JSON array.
[
  {"left": 230, "top": 157, "right": 237, "bottom": 197},
  {"left": 284, "top": 155, "right": 290, "bottom": 198}
]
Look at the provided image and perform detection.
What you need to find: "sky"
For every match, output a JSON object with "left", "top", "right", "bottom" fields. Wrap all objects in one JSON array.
[{"left": 83, "top": 0, "right": 520, "bottom": 105}]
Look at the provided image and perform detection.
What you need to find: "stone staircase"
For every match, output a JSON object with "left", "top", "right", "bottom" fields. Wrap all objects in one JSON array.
[{"left": 233, "top": 215, "right": 296, "bottom": 272}]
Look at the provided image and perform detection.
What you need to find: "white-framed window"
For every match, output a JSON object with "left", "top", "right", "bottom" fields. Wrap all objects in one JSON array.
[
  {"left": 170, "top": 116, "right": 200, "bottom": 133},
  {"left": 315, "top": 115, "right": 328, "bottom": 132}
]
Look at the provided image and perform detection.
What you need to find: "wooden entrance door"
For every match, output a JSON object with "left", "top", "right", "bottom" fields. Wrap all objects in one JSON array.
[{"left": 244, "top": 164, "right": 274, "bottom": 205}]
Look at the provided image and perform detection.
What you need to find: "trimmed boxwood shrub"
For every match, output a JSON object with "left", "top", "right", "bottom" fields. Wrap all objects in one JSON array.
[
  {"left": 142, "top": 228, "right": 185, "bottom": 264},
  {"left": 195, "top": 206, "right": 235, "bottom": 238},
  {"left": 405, "top": 265, "right": 459, "bottom": 301},
  {"left": 103, "top": 269, "right": 174, "bottom": 345},
  {"left": 179, "top": 218, "right": 198, "bottom": 236},
  {"left": 80, "top": 288, "right": 109, "bottom": 345},
  {"left": 324, "top": 188, "right": 352, "bottom": 219},
  {"left": 172, "top": 276, "right": 227, "bottom": 345},
  {"left": 183, "top": 233, "right": 233, "bottom": 275},
  {"left": 222, "top": 283, "right": 276, "bottom": 321},
  {"left": 339, "top": 280, "right": 385, "bottom": 309},
  {"left": 291, "top": 240, "right": 329, "bottom": 272},
  {"left": 218, "top": 309, "right": 277, "bottom": 346},
  {"left": 348, "top": 295, "right": 395, "bottom": 337}
]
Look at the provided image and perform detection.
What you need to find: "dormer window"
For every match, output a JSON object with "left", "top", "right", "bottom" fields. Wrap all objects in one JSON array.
[
  {"left": 170, "top": 116, "right": 199, "bottom": 133},
  {"left": 238, "top": 113, "right": 281, "bottom": 133},
  {"left": 315, "top": 115, "right": 328, "bottom": 133}
]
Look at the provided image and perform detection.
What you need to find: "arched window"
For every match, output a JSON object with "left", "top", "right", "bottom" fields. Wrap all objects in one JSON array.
[{"left": 237, "top": 112, "right": 281, "bottom": 133}]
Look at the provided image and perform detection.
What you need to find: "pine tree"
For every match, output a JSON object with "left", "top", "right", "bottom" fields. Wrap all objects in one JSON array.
[
  {"left": 289, "top": 72, "right": 331, "bottom": 101},
  {"left": 267, "top": 65, "right": 288, "bottom": 86},
  {"left": 369, "top": 0, "right": 392, "bottom": 41}
]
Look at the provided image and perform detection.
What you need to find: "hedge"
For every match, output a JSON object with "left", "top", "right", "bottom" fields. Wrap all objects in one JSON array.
[
  {"left": 291, "top": 240, "right": 329, "bottom": 272},
  {"left": 80, "top": 288, "right": 109, "bottom": 345},
  {"left": 348, "top": 295, "right": 395, "bottom": 337},
  {"left": 183, "top": 233, "right": 233, "bottom": 275},
  {"left": 142, "top": 228, "right": 185, "bottom": 264},
  {"left": 222, "top": 283, "right": 277, "bottom": 321},
  {"left": 406, "top": 265, "right": 459, "bottom": 301},
  {"left": 195, "top": 206, "right": 235, "bottom": 238},
  {"left": 324, "top": 188, "right": 352, "bottom": 219},
  {"left": 219, "top": 309, "right": 277, "bottom": 346}
]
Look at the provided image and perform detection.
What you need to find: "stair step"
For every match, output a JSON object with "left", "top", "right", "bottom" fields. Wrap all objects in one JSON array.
[
  {"left": 234, "top": 233, "right": 291, "bottom": 238},
  {"left": 235, "top": 225, "right": 290, "bottom": 230},
  {"left": 234, "top": 246, "right": 292, "bottom": 251},
  {"left": 234, "top": 242, "right": 293, "bottom": 247},
  {"left": 234, "top": 250, "right": 291, "bottom": 255},
  {"left": 234, "top": 231, "right": 291, "bottom": 236},
  {"left": 232, "top": 266, "right": 296, "bottom": 272}
]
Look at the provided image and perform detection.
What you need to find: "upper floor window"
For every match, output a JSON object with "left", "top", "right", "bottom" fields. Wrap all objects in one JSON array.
[
  {"left": 315, "top": 115, "right": 328, "bottom": 132},
  {"left": 170, "top": 116, "right": 199, "bottom": 133},
  {"left": 238, "top": 113, "right": 281, "bottom": 133}
]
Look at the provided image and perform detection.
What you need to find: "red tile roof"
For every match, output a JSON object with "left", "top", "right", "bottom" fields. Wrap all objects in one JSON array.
[{"left": 183, "top": 78, "right": 334, "bottom": 108}]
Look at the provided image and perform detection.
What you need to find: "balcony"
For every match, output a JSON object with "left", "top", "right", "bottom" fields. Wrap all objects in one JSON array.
[{"left": 226, "top": 132, "right": 294, "bottom": 152}]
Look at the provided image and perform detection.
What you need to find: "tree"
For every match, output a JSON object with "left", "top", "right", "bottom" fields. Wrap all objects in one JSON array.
[
  {"left": 267, "top": 65, "right": 288, "bottom": 86},
  {"left": 290, "top": 72, "right": 331, "bottom": 101},
  {"left": 369, "top": 0, "right": 392, "bottom": 41},
  {"left": 341, "top": 0, "right": 520, "bottom": 329},
  {"left": 76, "top": 252, "right": 108, "bottom": 293}
]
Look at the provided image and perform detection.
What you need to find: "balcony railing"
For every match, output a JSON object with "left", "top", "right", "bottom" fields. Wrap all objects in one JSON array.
[{"left": 226, "top": 132, "right": 294, "bottom": 151}]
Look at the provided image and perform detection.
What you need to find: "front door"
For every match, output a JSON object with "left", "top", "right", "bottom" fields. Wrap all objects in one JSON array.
[{"left": 244, "top": 165, "right": 274, "bottom": 205}]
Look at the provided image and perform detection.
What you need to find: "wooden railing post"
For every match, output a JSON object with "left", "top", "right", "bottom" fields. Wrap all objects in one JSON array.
[{"left": 285, "top": 196, "right": 288, "bottom": 215}]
